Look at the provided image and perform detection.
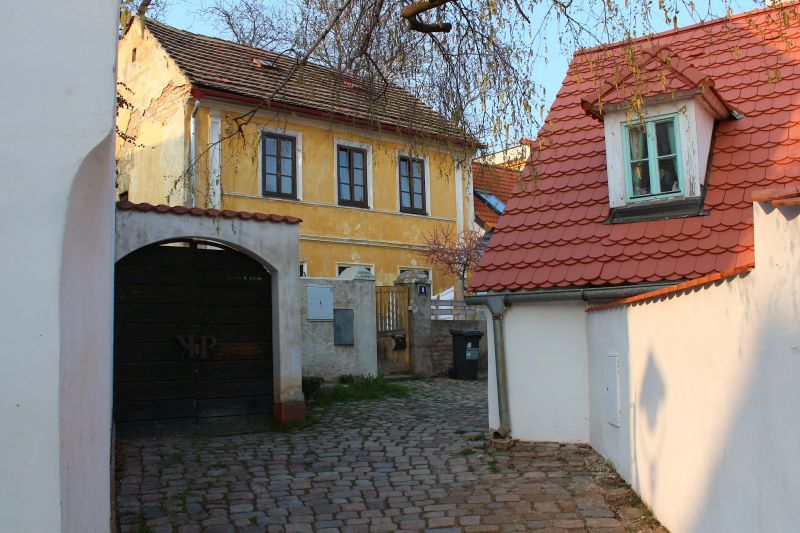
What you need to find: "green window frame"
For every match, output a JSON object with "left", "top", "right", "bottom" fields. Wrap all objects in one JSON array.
[{"left": 622, "top": 114, "right": 683, "bottom": 201}]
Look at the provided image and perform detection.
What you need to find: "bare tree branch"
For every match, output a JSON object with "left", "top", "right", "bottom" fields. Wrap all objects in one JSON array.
[{"left": 401, "top": 0, "right": 455, "bottom": 33}]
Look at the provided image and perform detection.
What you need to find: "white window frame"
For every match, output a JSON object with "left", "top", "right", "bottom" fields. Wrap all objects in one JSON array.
[
  {"left": 299, "top": 261, "right": 308, "bottom": 277},
  {"left": 396, "top": 150, "right": 431, "bottom": 216},
  {"left": 334, "top": 138, "right": 373, "bottom": 208},
  {"left": 336, "top": 262, "right": 375, "bottom": 276},
  {"left": 258, "top": 125, "right": 304, "bottom": 200}
]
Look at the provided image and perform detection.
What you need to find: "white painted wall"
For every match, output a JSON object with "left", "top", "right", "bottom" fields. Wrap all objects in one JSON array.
[
  {"left": 587, "top": 201, "right": 800, "bottom": 533},
  {"left": 487, "top": 302, "right": 590, "bottom": 442},
  {"left": 0, "top": 2, "right": 118, "bottom": 531}
]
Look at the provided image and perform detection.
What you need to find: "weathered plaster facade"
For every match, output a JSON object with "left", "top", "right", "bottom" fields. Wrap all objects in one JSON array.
[
  {"left": 299, "top": 274, "right": 378, "bottom": 381},
  {"left": 116, "top": 19, "right": 474, "bottom": 293}
]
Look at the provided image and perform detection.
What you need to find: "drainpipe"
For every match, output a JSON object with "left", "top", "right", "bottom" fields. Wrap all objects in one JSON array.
[
  {"left": 466, "top": 280, "right": 678, "bottom": 439},
  {"left": 189, "top": 97, "right": 201, "bottom": 207},
  {"left": 486, "top": 295, "right": 511, "bottom": 438}
]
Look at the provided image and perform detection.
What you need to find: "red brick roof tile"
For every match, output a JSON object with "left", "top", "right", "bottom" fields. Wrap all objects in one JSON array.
[
  {"left": 471, "top": 4, "right": 800, "bottom": 293},
  {"left": 116, "top": 201, "right": 302, "bottom": 224},
  {"left": 472, "top": 162, "right": 521, "bottom": 228}
]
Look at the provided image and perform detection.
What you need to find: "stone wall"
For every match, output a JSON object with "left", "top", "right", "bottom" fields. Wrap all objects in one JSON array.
[
  {"left": 430, "top": 319, "right": 488, "bottom": 377},
  {"left": 300, "top": 273, "right": 377, "bottom": 381}
]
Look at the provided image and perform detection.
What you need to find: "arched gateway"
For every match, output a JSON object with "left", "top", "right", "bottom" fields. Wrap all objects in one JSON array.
[{"left": 114, "top": 202, "right": 305, "bottom": 436}]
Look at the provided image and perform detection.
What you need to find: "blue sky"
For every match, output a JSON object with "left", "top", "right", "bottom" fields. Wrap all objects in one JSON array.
[{"left": 160, "top": 0, "right": 762, "bottom": 142}]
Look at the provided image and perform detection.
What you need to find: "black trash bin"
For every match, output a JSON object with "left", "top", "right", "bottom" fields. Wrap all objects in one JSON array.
[{"left": 450, "top": 328, "right": 484, "bottom": 380}]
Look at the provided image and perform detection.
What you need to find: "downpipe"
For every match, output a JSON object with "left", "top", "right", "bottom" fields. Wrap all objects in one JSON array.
[
  {"left": 486, "top": 295, "right": 511, "bottom": 438},
  {"left": 467, "top": 280, "right": 677, "bottom": 441},
  {"left": 189, "top": 98, "right": 201, "bottom": 207}
]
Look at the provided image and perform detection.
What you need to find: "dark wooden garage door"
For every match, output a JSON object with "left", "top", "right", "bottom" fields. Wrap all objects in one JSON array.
[{"left": 114, "top": 242, "right": 273, "bottom": 437}]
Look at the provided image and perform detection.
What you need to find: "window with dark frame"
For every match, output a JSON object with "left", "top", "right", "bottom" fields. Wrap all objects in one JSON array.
[
  {"left": 337, "top": 145, "right": 368, "bottom": 207},
  {"left": 398, "top": 156, "right": 426, "bottom": 214},
  {"left": 261, "top": 132, "right": 297, "bottom": 199}
]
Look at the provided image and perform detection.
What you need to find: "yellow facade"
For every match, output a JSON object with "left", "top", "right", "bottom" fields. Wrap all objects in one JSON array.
[{"left": 117, "top": 20, "right": 474, "bottom": 293}]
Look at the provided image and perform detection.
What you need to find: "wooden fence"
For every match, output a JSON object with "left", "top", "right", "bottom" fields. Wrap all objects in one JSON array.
[
  {"left": 375, "top": 286, "right": 411, "bottom": 370},
  {"left": 431, "top": 299, "right": 482, "bottom": 320}
]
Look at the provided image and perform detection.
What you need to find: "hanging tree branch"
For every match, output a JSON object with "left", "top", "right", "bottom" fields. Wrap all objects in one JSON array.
[{"left": 401, "top": 0, "right": 456, "bottom": 33}]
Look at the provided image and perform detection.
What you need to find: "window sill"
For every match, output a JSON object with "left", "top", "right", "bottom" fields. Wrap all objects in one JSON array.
[
  {"left": 606, "top": 196, "right": 708, "bottom": 224},
  {"left": 400, "top": 209, "right": 428, "bottom": 216},
  {"left": 263, "top": 193, "right": 298, "bottom": 201}
]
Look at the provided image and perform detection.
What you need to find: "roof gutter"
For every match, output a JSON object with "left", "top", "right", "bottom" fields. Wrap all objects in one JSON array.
[
  {"left": 466, "top": 281, "right": 677, "bottom": 441},
  {"left": 465, "top": 281, "right": 678, "bottom": 307}
]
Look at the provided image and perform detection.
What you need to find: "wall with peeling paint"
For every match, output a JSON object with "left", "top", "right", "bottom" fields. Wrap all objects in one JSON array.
[
  {"left": 117, "top": 19, "right": 191, "bottom": 205},
  {"left": 116, "top": 21, "right": 475, "bottom": 293}
]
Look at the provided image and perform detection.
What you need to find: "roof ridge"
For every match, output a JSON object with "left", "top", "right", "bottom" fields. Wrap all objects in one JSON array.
[
  {"left": 141, "top": 17, "right": 370, "bottom": 86},
  {"left": 575, "top": 1, "right": 800, "bottom": 57}
]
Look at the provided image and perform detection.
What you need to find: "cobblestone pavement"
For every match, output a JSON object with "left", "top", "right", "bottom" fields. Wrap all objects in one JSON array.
[{"left": 116, "top": 379, "right": 667, "bottom": 533}]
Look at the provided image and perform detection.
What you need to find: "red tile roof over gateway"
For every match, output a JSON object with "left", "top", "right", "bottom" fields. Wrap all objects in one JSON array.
[{"left": 471, "top": 4, "right": 800, "bottom": 292}]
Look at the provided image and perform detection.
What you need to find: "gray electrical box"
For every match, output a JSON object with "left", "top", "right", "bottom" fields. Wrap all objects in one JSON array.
[
  {"left": 333, "top": 309, "right": 355, "bottom": 345},
  {"left": 307, "top": 285, "right": 334, "bottom": 320}
]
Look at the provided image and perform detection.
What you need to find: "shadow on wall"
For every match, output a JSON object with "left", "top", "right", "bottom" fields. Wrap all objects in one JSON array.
[
  {"left": 638, "top": 349, "right": 666, "bottom": 510},
  {"left": 686, "top": 316, "right": 800, "bottom": 533}
]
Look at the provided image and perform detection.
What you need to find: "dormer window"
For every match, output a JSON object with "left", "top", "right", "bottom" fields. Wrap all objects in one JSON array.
[
  {"left": 580, "top": 46, "right": 737, "bottom": 222},
  {"left": 624, "top": 115, "right": 682, "bottom": 201}
]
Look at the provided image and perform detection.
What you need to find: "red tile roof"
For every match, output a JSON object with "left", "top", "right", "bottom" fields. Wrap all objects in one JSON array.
[
  {"left": 116, "top": 201, "right": 302, "bottom": 224},
  {"left": 471, "top": 4, "right": 800, "bottom": 293},
  {"left": 586, "top": 263, "right": 755, "bottom": 312},
  {"left": 472, "top": 162, "right": 521, "bottom": 228},
  {"left": 140, "top": 18, "right": 469, "bottom": 144}
]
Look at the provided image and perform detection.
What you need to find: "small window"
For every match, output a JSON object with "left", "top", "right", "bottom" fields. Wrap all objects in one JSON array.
[
  {"left": 399, "top": 267, "right": 431, "bottom": 282},
  {"left": 337, "top": 145, "right": 368, "bottom": 208},
  {"left": 624, "top": 116, "right": 681, "bottom": 200},
  {"left": 261, "top": 133, "right": 297, "bottom": 199},
  {"left": 131, "top": 48, "right": 137, "bottom": 63},
  {"left": 299, "top": 262, "right": 308, "bottom": 277},
  {"left": 399, "top": 156, "right": 427, "bottom": 214},
  {"left": 337, "top": 264, "right": 374, "bottom": 275}
]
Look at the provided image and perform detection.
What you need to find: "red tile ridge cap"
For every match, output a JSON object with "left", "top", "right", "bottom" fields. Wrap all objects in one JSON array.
[
  {"left": 771, "top": 197, "right": 800, "bottom": 207},
  {"left": 581, "top": 46, "right": 732, "bottom": 119},
  {"left": 575, "top": 2, "right": 800, "bottom": 57},
  {"left": 586, "top": 263, "right": 755, "bottom": 312},
  {"left": 116, "top": 201, "right": 302, "bottom": 224},
  {"left": 751, "top": 186, "right": 800, "bottom": 203}
]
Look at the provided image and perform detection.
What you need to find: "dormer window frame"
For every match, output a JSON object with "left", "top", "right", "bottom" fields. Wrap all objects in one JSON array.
[{"left": 621, "top": 112, "right": 685, "bottom": 203}]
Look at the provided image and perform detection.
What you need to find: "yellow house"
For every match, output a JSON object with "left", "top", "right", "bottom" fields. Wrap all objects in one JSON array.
[{"left": 116, "top": 18, "right": 477, "bottom": 292}]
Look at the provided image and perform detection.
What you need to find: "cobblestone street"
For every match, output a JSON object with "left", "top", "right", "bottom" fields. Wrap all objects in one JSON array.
[{"left": 116, "top": 379, "right": 666, "bottom": 532}]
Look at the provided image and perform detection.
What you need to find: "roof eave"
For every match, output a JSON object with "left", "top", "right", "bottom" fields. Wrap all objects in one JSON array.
[{"left": 190, "top": 86, "right": 483, "bottom": 150}]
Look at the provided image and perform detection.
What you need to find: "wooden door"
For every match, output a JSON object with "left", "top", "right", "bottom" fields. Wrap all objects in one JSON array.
[{"left": 114, "top": 242, "right": 273, "bottom": 437}]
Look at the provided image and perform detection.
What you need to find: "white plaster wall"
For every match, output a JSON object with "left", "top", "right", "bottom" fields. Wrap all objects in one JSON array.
[
  {"left": 0, "top": 2, "right": 118, "bottom": 531},
  {"left": 300, "top": 277, "right": 378, "bottom": 380},
  {"left": 488, "top": 302, "right": 590, "bottom": 442},
  {"left": 587, "top": 202, "right": 800, "bottom": 533},
  {"left": 115, "top": 210, "right": 304, "bottom": 404}
]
